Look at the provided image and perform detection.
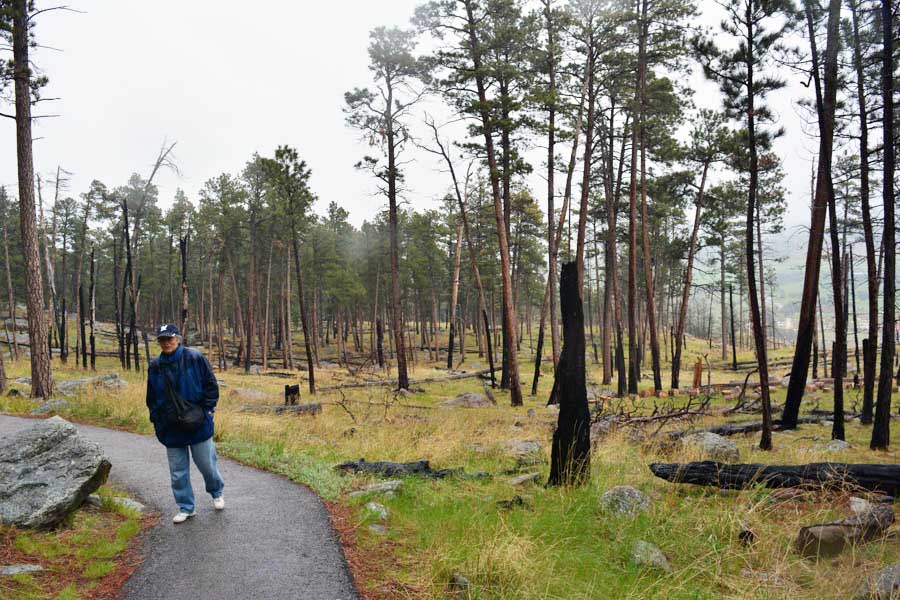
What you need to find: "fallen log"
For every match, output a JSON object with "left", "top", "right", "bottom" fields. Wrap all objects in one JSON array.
[
  {"left": 795, "top": 504, "right": 894, "bottom": 558},
  {"left": 649, "top": 461, "right": 900, "bottom": 496},
  {"left": 317, "top": 368, "right": 491, "bottom": 392},
  {"left": 334, "top": 458, "right": 462, "bottom": 479},
  {"left": 665, "top": 416, "right": 830, "bottom": 439},
  {"left": 238, "top": 403, "right": 322, "bottom": 415}
]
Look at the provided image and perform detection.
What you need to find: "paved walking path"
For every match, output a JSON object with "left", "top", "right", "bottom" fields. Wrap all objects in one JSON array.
[{"left": 0, "top": 415, "right": 359, "bottom": 600}]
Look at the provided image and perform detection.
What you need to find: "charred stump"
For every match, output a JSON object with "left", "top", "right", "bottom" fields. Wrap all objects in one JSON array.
[
  {"left": 284, "top": 383, "right": 300, "bottom": 406},
  {"left": 548, "top": 262, "right": 591, "bottom": 486},
  {"left": 483, "top": 309, "right": 496, "bottom": 388},
  {"left": 376, "top": 318, "right": 384, "bottom": 369}
]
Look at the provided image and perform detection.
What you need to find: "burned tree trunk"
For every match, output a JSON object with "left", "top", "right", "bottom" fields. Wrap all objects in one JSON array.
[
  {"left": 88, "top": 246, "right": 96, "bottom": 370},
  {"left": 78, "top": 282, "right": 86, "bottom": 369},
  {"left": 871, "top": 0, "right": 895, "bottom": 450},
  {"left": 548, "top": 262, "right": 591, "bottom": 487},
  {"left": 180, "top": 236, "right": 189, "bottom": 342},
  {"left": 376, "top": 317, "right": 385, "bottom": 368},
  {"left": 483, "top": 309, "right": 496, "bottom": 387},
  {"left": 729, "top": 284, "right": 737, "bottom": 371}
]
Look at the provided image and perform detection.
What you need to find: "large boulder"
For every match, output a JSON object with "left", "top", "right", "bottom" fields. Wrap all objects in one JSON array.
[
  {"left": 440, "top": 392, "right": 491, "bottom": 408},
  {"left": 55, "top": 373, "right": 127, "bottom": 397},
  {"left": 681, "top": 431, "right": 740, "bottom": 463},
  {"left": 0, "top": 417, "right": 111, "bottom": 528}
]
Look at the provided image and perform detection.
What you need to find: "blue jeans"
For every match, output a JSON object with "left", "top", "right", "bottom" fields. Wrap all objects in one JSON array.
[{"left": 165, "top": 436, "right": 225, "bottom": 513}]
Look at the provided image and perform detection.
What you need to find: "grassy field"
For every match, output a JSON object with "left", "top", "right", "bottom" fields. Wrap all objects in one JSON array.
[
  {"left": 0, "top": 484, "right": 154, "bottom": 600},
  {"left": 1, "top": 334, "right": 898, "bottom": 599}
]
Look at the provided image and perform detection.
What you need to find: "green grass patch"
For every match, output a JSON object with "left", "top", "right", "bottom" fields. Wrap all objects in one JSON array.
[
  {"left": 81, "top": 560, "right": 115, "bottom": 579},
  {"left": 0, "top": 483, "right": 146, "bottom": 600},
  {"left": 55, "top": 584, "right": 80, "bottom": 600}
]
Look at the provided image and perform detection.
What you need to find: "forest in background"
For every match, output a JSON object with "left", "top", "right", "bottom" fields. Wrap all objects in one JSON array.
[{"left": 0, "top": 0, "right": 896, "bottom": 450}]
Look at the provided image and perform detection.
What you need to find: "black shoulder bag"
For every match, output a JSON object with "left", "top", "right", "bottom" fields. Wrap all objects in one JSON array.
[{"left": 160, "top": 351, "right": 207, "bottom": 433}]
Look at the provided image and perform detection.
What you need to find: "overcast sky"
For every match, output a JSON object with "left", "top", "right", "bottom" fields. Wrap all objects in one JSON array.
[{"left": 0, "top": 0, "right": 819, "bottom": 239}]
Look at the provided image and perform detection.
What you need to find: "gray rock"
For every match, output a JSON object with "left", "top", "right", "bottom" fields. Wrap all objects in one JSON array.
[
  {"left": 681, "top": 431, "right": 740, "bottom": 462},
  {"left": 6, "top": 388, "right": 26, "bottom": 397},
  {"left": 823, "top": 439, "right": 851, "bottom": 452},
  {"left": 112, "top": 497, "right": 147, "bottom": 514},
  {"left": 631, "top": 540, "right": 671, "bottom": 572},
  {"left": 30, "top": 399, "right": 69, "bottom": 415},
  {"left": 505, "top": 440, "right": 542, "bottom": 457},
  {"left": 1, "top": 564, "right": 44, "bottom": 576},
  {"left": 397, "top": 389, "right": 415, "bottom": 398},
  {"left": 85, "top": 494, "right": 103, "bottom": 508},
  {"left": 0, "top": 417, "right": 111, "bottom": 528},
  {"left": 449, "top": 572, "right": 471, "bottom": 593},
  {"left": 780, "top": 375, "right": 791, "bottom": 388},
  {"left": 600, "top": 485, "right": 650, "bottom": 516},
  {"left": 14, "top": 376, "right": 31, "bottom": 385},
  {"left": 364, "top": 501, "right": 389, "bottom": 520},
  {"left": 216, "top": 379, "right": 228, "bottom": 388},
  {"left": 440, "top": 392, "right": 491, "bottom": 408},
  {"left": 526, "top": 408, "right": 536, "bottom": 418},
  {"left": 249, "top": 365, "right": 263, "bottom": 376},
  {"left": 856, "top": 564, "right": 900, "bottom": 599},
  {"left": 56, "top": 373, "right": 127, "bottom": 396},
  {"left": 348, "top": 480, "right": 402, "bottom": 498},
  {"left": 591, "top": 417, "right": 616, "bottom": 443},
  {"left": 368, "top": 524, "right": 388, "bottom": 535},
  {"left": 507, "top": 472, "right": 541, "bottom": 486},
  {"left": 740, "top": 568, "right": 786, "bottom": 586}
]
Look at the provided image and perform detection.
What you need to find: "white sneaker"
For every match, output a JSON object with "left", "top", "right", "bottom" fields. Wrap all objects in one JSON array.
[
  {"left": 172, "top": 510, "right": 196, "bottom": 524},
  {"left": 213, "top": 496, "right": 225, "bottom": 510}
]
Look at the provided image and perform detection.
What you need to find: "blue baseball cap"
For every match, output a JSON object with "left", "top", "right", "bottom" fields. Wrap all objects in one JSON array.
[{"left": 156, "top": 323, "right": 181, "bottom": 338}]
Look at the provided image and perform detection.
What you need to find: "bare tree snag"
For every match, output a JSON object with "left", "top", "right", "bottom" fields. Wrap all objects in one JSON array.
[
  {"left": 548, "top": 262, "right": 590, "bottom": 486},
  {"left": 871, "top": 0, "right": 895, "bottom": 449}
]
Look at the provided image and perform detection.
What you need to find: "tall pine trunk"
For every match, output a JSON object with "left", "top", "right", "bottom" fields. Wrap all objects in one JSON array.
[
  {"left": 848, "top": 0, "right": 878, "bottom": 424},
  {"left": 782, "top": 0, "right": 843, "bottom": 429},
  {"left": 463, "top": 0, "right": 522, "bottom": 405},
  {"left": 12, "top": 0, "right": 52, "bottom": 397}
]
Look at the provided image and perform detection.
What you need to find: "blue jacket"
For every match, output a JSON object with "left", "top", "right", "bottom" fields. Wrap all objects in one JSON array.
[{"left": 145, "top": 345, "right": 219, "bottom": 448}]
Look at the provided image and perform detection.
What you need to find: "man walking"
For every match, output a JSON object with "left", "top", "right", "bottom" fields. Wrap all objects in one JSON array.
[{"left": 146, "top": 323, "right": 225, "bottom": 523}]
